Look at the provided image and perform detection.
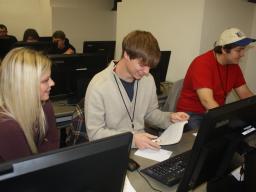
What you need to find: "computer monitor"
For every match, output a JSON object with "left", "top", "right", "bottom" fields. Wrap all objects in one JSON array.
[
  {"left": 150, "top": 51, "right": 171, "bottom": 95},
  {"left": 0, "top": 132, "right": 132, "bottom": 192},
  {"left": 83, "top": 41, "right": 116, "bottom": 64},
  {"left": 13, "top": 41, "right": 54, "bottom": 54},
  {"left": 177, "top": 96, "right": 256, "bottom": 192},
  {"left": 39, "top": 36, "right": 52, "bottom": 42},
  {"left": 0, "top": 38, "right": 17, "bottom": 59},
  {"left": 49, "top": 53, "right": 108, "bottom": 104}
]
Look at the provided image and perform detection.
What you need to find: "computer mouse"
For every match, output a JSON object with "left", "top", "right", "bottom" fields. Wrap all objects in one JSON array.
[{"left": 128, "top": 158, "right": 140, "bottom": 172}]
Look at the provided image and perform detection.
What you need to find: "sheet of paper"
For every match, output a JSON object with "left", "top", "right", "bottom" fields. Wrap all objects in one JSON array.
[
  {"left": 231, "top": 166, "right": 244, "bottom": 181},
  {"left": 134, "top": 148, "right": 172, "bottom": 162},
  {"left": 158, "top": 121, "right": 188, "bottom": 145},
  {"left": 193, "top": 132, "right": 197, "bottom": 137},
  {"left": 123, "top": 176, "right": 136, "bottom": 192}
]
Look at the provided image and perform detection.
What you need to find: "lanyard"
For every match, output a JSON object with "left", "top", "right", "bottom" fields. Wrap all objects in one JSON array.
[{"left": 113, "top": 74, "right": 138, "bottom": 129}]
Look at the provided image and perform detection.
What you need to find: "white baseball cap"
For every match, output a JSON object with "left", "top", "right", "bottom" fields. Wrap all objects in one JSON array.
[{"left": 215, "top": 28, "right": 256, "bottom": 46}]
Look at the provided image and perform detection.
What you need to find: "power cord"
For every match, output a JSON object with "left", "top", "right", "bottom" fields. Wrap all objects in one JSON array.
[{"left": 137, "top": 169, "right": 163, "bottom": 192}]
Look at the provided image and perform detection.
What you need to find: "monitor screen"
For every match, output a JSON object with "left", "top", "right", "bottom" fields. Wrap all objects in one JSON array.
[
  {"left": 13, "top": 41, "right": 54, "bottom": 54},
  {"left": 0, "top": 132, "right": 132, "bottom": 192},
  {"left": 177, "top": 96, "right": 256, "bottom": 192},
  {"left": 150, "top": 51, "right": 171, "bottom": 95},
  {"left": 0, "top": 38, "right": 17, "bottom": 59},
  {"left": 48, "top": 53, "right": 108, "bottom": 103},
  {"left": 83, "top": 41, "right": 116, "bottom": 64},
  {"left": 39, "top": 36, "right": 52, "bottom": 42}
]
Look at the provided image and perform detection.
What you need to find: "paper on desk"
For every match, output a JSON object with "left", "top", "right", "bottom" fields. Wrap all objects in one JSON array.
[
  {"left": 123, "top": 176, "right": 136, "bottom": 192},
  {"left": 158, "top": 121, "right": 188, "bottom": 145},
  {"left": 135, "top": 148, "right": 172, "bottom": 162},
  {"left": 231, "top": 166, "right": 244, "bottom": 181}
]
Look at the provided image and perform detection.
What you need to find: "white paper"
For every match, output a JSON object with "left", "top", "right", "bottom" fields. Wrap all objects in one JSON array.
[
  {"left": 231, "top": 166, "right": 244, "bottom": 181},
  {"left": 158, "top": 121, "right": 188, "bottom": 145},
  {"left": 134, "top": 148, "right": 172, "bottom": 162},
  {"left": 123, "top": 176, "right": 136, "bottom": 192},
  {"left": 193, "top": 132, "right": 197, "bottom": 137}
]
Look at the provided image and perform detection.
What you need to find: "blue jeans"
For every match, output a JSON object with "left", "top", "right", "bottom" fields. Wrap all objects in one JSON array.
[{"left": 185, "top": 112, "right": 204, "bottom": 131}]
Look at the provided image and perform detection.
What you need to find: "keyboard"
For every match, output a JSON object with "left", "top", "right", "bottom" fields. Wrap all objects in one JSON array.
[{"left": 141, "top": 150, "right": 191, "bottom": 186}]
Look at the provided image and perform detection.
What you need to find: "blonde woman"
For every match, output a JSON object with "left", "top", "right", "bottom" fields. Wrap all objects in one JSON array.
[{"left": 0, "top": 48, "right": 59, "bottom": 162}]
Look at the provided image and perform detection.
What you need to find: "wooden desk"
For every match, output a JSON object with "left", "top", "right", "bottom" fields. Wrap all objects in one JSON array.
[{"left": 127, "top": 130, "right": 206, "bottom": 192}]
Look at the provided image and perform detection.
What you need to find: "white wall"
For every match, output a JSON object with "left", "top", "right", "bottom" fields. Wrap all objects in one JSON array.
[
  {"left": 51, "top": 0, "right": 116, "bottom": 52},
  {"left": 245, "top": 5, "right": 256, "bottom": 93},
  {"left": 0, "top": 0, "right": 52, "bottom": 40},
  {"left": 116, "top": 0, "right": 205, "bottom": 82},
  {"left": 116, "top": 0, "right": 256, "bottom": 85},
  {"left": 200, "top": 0, "right": 254, "bottom": 54},
  {"left": 0, "top": 0, "right": 116, "bottom": 53}
]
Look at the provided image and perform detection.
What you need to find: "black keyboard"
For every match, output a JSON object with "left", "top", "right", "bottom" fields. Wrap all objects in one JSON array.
[{"left": 141, "top": 150, "right": 191, "bottom": 186}]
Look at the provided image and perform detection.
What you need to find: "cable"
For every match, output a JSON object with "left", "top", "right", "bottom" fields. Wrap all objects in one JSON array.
[{"left": 137, "top": 169, "right": 163, "bottom": 192}]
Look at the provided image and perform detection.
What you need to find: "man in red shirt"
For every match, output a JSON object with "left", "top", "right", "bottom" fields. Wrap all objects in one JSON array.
[{"left": 176, "top": 28, "right": 255, "bottom": 129}]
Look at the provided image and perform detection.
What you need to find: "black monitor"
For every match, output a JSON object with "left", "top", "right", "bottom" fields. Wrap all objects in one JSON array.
[
  {"left": 0, "top": 37, "right": 17, "bottom": 59},
  {"left": 39, "top": 36, "right": 52, "bottom": 42},
  {"left": 0, "top": 132, "right": 132, "bottom": 192},
  {"left": 83, "top": 41, "right": 116, "bottom": 64},
  {"left": 177, "top": 96, "right": 256, "bottom": 192},
  {"left": 150, "top": 51, "right": 171, "bottom": 95},
  {"left": 49, "top": 53, "right": 108, "bottom": 104},
  {"left": 13, "top": 41, "right": 54, "bottom": 54}
]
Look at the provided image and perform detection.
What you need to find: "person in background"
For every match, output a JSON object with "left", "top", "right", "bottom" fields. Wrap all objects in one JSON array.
[
  {"left": 176, "top": 27, "right": 255, "bottom": 129},
  {"left": 23, "top": 28, "right": 39, "bottom": 42},
  {"left": 0, "top": 48, "right": 59, "bottom": 162},
  {"left": 51, "top": 30, "right": 76, "bottom": 54},
  {"left": 0, "top": 24, "right": 17, "bottom": 41},
  {"left": 85, "top": 30, "right": 189, "bottom": 150}
]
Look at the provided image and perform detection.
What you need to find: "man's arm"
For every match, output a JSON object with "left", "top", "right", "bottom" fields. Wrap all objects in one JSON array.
[
  {"left": 196, "top": 88, "right": 219, "bottom": 110},
  {"left": 234, "top": 84, "right": 254, "bottom": 99}
]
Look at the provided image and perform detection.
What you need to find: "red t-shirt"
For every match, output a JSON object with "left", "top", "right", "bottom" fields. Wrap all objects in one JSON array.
[{"left": 176, "top": 50, "right": 246, "bottom": 113}]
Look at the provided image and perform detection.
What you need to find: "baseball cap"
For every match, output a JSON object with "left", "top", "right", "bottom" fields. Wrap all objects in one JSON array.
[{"left": 215, "top": 28, "right": 256, "bottom": 46}]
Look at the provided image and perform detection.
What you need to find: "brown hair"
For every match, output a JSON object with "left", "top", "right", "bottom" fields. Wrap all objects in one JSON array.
[{"left": 122, "top": 30, "right": 161, "bottom": 68}]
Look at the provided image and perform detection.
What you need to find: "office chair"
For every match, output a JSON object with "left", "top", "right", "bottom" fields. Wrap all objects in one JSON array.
[
  {"left": 162, "top": 78, "right": 184, "bottom": 112},
  {"left": 65, "top": 97, "right": 89, "bottom": 146}
]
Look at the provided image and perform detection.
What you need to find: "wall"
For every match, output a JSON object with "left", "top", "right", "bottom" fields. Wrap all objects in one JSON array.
[
  {"left": 0, "top": 0, "right": 116, "bottom": 53},
  {"left": 0, "top": 0, "right": 52, "bottom": 40},
  {"left": 51, "top": 0, "right": 116, "bottom": 52},
  {"left": 200, "top": 0, "right": 254, "bottom": 54},
  {"left": 116, "top": 0, "right": 205, "bottom": 82},
  {"left": 245, "top": 5, "right": 256, "bottom": 93},
  {"left": 116, "top": 0, "right": 256, "bottom": 86}
]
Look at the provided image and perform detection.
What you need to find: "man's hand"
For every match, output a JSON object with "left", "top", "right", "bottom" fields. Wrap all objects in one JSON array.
[
  {"left": 133, "top": 132, "right": 160, "bottom": 150},
  {"left": 64, "top": 48, "right": 74, "bottom": 54},
  {"left": 170, "top": 112, "right": 189, "bottom": 123}
]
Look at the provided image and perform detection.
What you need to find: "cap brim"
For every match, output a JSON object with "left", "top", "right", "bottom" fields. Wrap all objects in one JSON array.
[{"left": 234, "top": 38, "right": 256, "bottom": 46}]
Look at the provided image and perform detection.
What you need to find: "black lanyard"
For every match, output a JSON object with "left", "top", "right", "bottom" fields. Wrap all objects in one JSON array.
[{"left": 113, "top": 74, "right": 138, "bottom": 129}]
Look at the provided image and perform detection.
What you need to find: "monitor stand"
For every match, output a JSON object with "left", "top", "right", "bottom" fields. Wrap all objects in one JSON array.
[
  {"left": 207, "top": 144, "right": 256, "bottom": 192},
  {"left": 244, "top": 147, "right": 256, "bottom": 192}
]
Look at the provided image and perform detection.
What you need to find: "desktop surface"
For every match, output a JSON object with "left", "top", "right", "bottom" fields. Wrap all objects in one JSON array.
[{"left": 127, "top": 130, "right": 201, "bottom": 192}]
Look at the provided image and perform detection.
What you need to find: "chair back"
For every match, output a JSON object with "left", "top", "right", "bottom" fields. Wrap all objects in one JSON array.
[{"left": 162, "top": 79, "right": 184, "bottom": 112}]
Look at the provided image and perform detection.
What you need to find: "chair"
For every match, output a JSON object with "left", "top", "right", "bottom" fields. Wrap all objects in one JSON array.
[
  {"left": 162, "top": 79, "right": 184, "bottom": 112},
  {"left": 65, "top": 98, "right": 89, "bottom": 146}
]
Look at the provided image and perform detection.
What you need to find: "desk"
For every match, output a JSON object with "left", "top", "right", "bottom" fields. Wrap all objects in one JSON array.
[
  {"left": 53, "top": 100, "right": 76, "bottom": 128},
  {"left": 127, "top": 130, "right": 206, "bottom": 192},
  {"left": 53, "top": 100, "right": 76, "bottom": 147}
]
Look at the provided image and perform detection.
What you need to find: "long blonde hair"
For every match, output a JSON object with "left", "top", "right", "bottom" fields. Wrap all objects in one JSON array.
[{"left": 0, "top": 48, "right": 52, "bottom": 154}]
